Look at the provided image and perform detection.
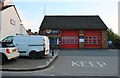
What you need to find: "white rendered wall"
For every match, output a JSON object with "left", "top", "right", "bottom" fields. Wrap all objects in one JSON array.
[{"left": 1, "top": 6, "right": 28, "bottom": 40}]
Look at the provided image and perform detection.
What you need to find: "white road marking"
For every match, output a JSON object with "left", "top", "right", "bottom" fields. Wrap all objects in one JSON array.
[
  {"left": 80, "top": 61, "right": 84, "bottom": 67},
  {"left": 97, "top": 62, "right": 106, "bottom": 67},
  {"left": 89, "top": 61, "right": 94, "bottom": 67},
  {"left": 72, "top": 61, "right": 80, "bottom": 67},
  {"left": 97, "top": 62, "right": 103, "bottom": 67},
  {"left": 81, "top": 61, "right": 92, "bottom": 67},
  {"left": 72, "top": 61, "right": 107, "bottom": 68},
  {"left": 102, "top": 62, "right": 107, "bottom": 65}
]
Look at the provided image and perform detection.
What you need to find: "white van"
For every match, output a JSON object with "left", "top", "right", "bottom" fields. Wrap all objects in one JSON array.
[{"left": 2, "top": 35, "right": 50, "bottom": 59}]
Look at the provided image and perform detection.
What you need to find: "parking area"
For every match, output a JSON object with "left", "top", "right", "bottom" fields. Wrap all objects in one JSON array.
[
  {"left": 1, "top": 50, "right": 58, "bottom": 71},
  {"left": 2, "top": 49, "right": 119, "bottom": 77},
  {"left": 2, "top": 56, "right": 52, "bottom": 70},
  {"left": 37, "top": 49, "right": 118, "bottom": 76}
]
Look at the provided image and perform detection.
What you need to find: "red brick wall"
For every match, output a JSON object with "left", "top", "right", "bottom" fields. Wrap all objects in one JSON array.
[
  {"left": 40, "top": 29, "right": 108, "bottom": 49},
  {"left": 101, "top": 30, "right": 108, "bottom": 48}
]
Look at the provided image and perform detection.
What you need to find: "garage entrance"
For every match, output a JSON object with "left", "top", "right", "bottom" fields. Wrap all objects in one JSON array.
[
  {"left": 84, "top": 30, "right": 101, "bottom": 48},
  {"left": 61, "top": 30, "right": 79, "bottom": 49}
]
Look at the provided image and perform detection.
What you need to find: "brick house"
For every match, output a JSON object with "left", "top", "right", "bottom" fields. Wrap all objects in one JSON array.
[{"left": 39, "top": 15, "right": 108, "bottom": 49}]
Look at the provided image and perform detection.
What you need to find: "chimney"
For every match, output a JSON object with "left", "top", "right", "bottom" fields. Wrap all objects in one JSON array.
[
  {"left": 0, "top": 2, "right": 4, "bottom": 8},
  {"left": 4, "top": 0, "right": 13, "bottom": 6}
]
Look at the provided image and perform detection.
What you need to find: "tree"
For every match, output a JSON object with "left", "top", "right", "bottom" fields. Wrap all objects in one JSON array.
[{"left": 107, "top": 28, "right": 120, "bottom": 48}]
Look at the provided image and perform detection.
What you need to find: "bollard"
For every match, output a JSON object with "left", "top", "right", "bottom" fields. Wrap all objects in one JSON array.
[
  {"left": 52, "top": 50, "right": 54, "bottom": 56},
  {"left": 52, "top": 45, "right": 54, "bottom": 56}
]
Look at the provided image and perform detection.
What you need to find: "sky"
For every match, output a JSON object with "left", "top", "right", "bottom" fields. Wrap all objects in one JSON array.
[{"left": 13, "top": 0, "right": 119, "bottom": 34}]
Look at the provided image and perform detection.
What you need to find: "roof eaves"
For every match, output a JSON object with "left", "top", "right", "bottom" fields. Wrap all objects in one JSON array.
[
  {"left": 13, "top": 5, "right": 22, "bottom": 22},
  {"left": 40, "top": 15, "right": 108, "bottom": 30},
  {"left": 0, "top": 5, "right": 13, "bottom": 11},
  {"left": 1, "top": 5, "right": 22, "bottom": 22},
  {"left": 98, "top": 16, "right": 108, "bottom": 29}
]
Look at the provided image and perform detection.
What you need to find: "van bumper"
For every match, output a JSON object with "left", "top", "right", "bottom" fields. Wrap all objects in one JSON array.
[{"left": 45, "top": 50, "right": 49, "bottom": 55}]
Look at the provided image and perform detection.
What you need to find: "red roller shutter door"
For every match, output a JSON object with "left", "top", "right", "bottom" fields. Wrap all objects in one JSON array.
[
  {"left": 61, "top": 30, "right": 79, "bottom": 49},
  {"left": 84, "top": 30, "right": 101, "bottom": 48}
]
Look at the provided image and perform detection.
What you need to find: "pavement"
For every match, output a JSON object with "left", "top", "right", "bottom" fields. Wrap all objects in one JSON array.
[{"left": 1, "top": 50, "right": 59, "bottom": 71}]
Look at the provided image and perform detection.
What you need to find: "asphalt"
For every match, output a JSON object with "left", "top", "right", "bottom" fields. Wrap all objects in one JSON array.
[
  {"left": 1, "top": 76, "right": 119, "bottom": 78},
  {"left": 1, "top": 50, "right": 59, "bottom": 71},
  {"left": 1, "top": 49, "right": 119, "bottom": 77},
  {"left": 29, "top": 49, "right": 118, "bottom": 76}
]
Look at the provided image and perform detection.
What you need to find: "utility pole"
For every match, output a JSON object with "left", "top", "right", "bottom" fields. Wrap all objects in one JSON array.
[{"left": 43, "top": 1, "right": 46, "bottom": 16}]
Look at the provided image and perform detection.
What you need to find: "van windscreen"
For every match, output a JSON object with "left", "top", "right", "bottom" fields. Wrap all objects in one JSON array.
[{"left": 2, "top": 36, "right": 13, "bottom": 42}]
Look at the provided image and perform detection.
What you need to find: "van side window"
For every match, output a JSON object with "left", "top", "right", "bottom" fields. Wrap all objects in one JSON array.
[{"left": 2, "top": 36, "right": 13, "bottom": 42}]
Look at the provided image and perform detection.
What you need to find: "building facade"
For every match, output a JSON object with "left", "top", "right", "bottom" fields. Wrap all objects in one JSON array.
[
  {"left": 39, "top": 16, "right": 108, "bottom": 49},
  {"left": 0, "top": 1, "right": 28, "bottom": 40}
]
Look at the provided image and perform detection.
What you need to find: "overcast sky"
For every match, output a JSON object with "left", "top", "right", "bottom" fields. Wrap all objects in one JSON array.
[{"left": 14, "top": 0, "right": 119, "bottom": 34}]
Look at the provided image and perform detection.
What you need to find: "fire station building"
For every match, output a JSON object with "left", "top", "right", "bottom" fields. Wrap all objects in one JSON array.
[{"left": 39, "top": 15, "right": 108, "bottom": 49}]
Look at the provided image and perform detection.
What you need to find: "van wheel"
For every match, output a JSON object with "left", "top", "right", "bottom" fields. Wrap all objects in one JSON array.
[
  {"left": 37, "top": 52, "right": 44, "bottom": 59},
  {"left": 29, "top": 51, "right": 38, "bottom": 59},
  {"left": 2, "top": 54, "right": 8, "bottom": 65}
]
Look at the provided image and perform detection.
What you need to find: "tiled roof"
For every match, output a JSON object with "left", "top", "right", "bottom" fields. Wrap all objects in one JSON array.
[{"left": 40, "top": 15, "right": 108, "bottom": 30}]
